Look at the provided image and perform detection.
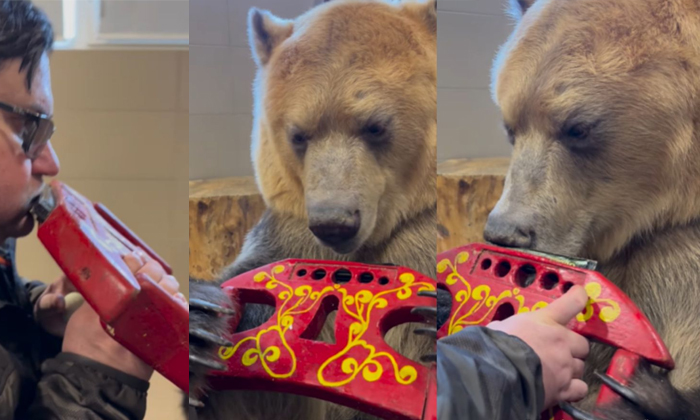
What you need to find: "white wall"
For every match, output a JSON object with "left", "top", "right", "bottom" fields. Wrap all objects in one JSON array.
[
  {"left": 189, "top": 0, "right": 318, "bottom": 180},
  {"left": 437, "top": 0, "right": 515, "bottom": 161}
]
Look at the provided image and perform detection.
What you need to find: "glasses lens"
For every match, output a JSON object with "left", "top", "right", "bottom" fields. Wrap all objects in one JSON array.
[{"left": 24, "top": 118, "right": 54, "bottom": 159}]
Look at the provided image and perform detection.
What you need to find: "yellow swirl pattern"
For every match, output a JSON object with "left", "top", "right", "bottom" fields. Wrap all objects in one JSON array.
[
  {"left": 317, "top": 272, "right": 435, "bottom": 387},
  {"left": 218, "top": 264, "right": 335, "bottom": 378},
  {"left": 438, "top": 252, "right": 621, "bottom": 336},
  {"left": 575, "top": 282, "right": 621, "bottom": 323},
  {"left": 218, "top": 267, "right": 436, "bottom": 388}
]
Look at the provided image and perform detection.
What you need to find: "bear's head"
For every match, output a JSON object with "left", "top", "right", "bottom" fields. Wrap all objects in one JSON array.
[{"left": 248, "top": 0, "right": 436, "bottom": 254}]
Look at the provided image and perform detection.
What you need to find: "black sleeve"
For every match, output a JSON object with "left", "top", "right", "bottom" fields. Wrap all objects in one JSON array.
[
  {"left": 22, "top": 279, "right": 47, "bottom": 311},
  {"left": 437, "top": 326, "right": 545, "bottom": 420},
  {"left": 26, "top": 352, "right": 150, "bottom": 420}
]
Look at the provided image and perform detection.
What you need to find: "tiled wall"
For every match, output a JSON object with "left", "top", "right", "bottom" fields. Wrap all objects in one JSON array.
[
  {"left": 15, "top": 50, "right": 188, "bottom": 420},
  {"left": 190, "top": 0, "right": 318, "bottom": 179},
  {"left": 438, "top": 0, "right": 514, "bottom": 161}
]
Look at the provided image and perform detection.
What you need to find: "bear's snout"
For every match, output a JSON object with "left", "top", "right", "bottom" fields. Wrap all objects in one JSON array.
[
  {"left": 308, "top": 207, "right": 361, "bottom": 247},
  {"left": 483, "top": 210, "right": 535, "bottom": 249}
]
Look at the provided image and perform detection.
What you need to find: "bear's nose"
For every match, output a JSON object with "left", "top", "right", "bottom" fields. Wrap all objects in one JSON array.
[
  {"left": 308, "top": 209, "right": 360, "bottom": 246},
  {"left": 483, "top": 211, "right": 535, "bottom": 249}
]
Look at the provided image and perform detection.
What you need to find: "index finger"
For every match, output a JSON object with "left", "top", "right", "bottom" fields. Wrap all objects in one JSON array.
[{"left": 539, "top": 285, "right": 589, "bottom": 326}]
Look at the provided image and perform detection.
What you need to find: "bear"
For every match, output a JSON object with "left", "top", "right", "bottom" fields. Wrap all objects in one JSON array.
[
  {"left": 188, "top": 0, "right": 438, "bottom": 419},
  {"left": 483, "top": 0, "right": 700, "bottom": 418}
]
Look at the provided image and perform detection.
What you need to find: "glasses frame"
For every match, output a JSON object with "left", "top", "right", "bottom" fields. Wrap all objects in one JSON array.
[{"left": 0, "top": 100, "right": 55, "bottom": 160}]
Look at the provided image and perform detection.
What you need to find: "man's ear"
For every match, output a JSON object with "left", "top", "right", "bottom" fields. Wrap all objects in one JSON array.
[
  {"left": 248, "top": 8, "right": 294, "bottom": 68},
  {"left": 508, "top": 0, "right": 537, "bottom": 20}
]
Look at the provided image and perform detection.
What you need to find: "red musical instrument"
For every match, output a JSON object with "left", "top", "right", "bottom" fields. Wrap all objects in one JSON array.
[
  {"left": 32, "top": 180, "right": 189, "bottom": 392},
  {"left": 205, "top": 260, "right": 437, "bottom": 420},
  {"left": 437, "top": 243, "right": 674, "bottom": 420}
]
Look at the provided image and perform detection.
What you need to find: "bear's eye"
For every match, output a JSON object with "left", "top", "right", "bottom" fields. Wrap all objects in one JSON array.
[
  {"left": 292, "top": 133, "right": 307, "bottom": 145},
  {"left": 289, "top": 130, "right": 309, "bottom": 147},
  {"left": 565, "top": 123, "right": 590, "bottom": 139},
  {"left": 359, "top": 115, "right": 393, "bottom": 149},
  {"left": 558, "top": 119, "right": 603, "bottom": 152},
  {"left": 362, "top": 122, "right": 387, "bottom": 138}
]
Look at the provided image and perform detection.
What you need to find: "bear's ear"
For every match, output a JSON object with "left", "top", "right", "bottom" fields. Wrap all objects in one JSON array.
[
  {"left": 248, "top": 8, "right": 294, "bottom": 68},
  {"left": 508, "top": 0, "right": 537, "bottom": 20},
  {"left": 403, "top": 0, "right": 437, "bottom": 34}
]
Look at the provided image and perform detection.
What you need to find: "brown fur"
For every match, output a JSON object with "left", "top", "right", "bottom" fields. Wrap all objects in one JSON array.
[
  {"left": 486, "top": 0, "right": 700, "bottom": 417},
  {"left": 188, "top": 1, "right": 437, "bottom": 419},
  {"left": 251, "top": 0, "right": 436, "bottom": 254}
]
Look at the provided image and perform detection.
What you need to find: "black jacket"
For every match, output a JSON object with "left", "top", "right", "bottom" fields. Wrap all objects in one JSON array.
[
  {"left": 437, "top": 326, "right": 545, "bottom": 420},
  {"left": 0, "top": 238, "right": 149, "bottom": 419}
]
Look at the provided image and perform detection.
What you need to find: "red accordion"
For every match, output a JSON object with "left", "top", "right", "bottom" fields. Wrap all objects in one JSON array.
[{"left": 32, "top": 180, "right": 189, "bottom": 392}]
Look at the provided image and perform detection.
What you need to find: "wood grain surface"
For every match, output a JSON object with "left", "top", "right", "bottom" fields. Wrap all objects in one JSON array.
[
  {"left": 189, "top": 177, "right": 266, "bottom": 280},
  {"left": 437, "top": 158, "right": 509, "bottom": 253}
]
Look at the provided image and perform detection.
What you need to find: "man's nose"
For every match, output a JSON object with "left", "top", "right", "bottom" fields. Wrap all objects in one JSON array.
[{"left": 31, "top": 141, "right": 60, "bottom": 177}]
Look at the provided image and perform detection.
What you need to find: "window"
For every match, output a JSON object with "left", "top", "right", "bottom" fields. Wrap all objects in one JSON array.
[
  {"left": 97, "top": 0, "right": 188, "bottom": 45},
  {"left": 33, "top": 0, "right": 66, "bottom": 42},
  {"left": 33, "top": 0, "right": 188, "bottom": 50}
]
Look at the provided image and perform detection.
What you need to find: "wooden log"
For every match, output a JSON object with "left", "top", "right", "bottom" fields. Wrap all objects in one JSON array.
[
  {"left": 189, "top": 177, "right": 266, "bottom": 281},
  {"left": 437, "top": 158, "right": 509, "bottom": 254}
]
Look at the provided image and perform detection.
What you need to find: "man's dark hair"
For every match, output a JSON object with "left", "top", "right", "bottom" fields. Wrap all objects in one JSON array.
[{"left": 0, "top": 0, "right": 54, "bottom": 90}]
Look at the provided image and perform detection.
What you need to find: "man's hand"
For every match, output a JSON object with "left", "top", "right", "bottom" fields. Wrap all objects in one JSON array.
[
  {"left": 62, "top": 248, "right": 186, "bottom": 381},
  {"left": 34, "top": 275, "right": 78, "bottom": 337},
  {"left": 486, "top": 285, "right": 591, "bottom": 410}
]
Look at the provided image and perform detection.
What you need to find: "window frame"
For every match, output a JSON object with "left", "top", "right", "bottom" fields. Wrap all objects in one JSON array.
[{"left": 53, "top": 0, "right": 188, "bottom": 51}]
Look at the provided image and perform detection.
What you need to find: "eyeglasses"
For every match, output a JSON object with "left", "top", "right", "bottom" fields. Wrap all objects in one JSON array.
[{"left": 0, "top": 101, "right": 55, "bottom": 160}]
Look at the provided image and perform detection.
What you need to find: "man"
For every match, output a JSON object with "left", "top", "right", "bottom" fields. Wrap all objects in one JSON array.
[
  {"left": 0, "top": 1, "right": 186, "bottom": 418},
  {"left": 437, "top": 286, "right": 591, "bottom": 420}
]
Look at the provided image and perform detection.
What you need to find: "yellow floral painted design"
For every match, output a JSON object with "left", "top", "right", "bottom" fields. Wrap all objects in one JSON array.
[
  {"left": 317, "top": 272, "right": 435, "bottom": 387},
  {"left": 218, "top": 266, "right": 436, "bottom": 388},
  {"left": 439, "top": 252, "right": 620, "bottom": 336},
  {"left": 575, "top": 282, "right": 620, "bottom": 323},
  {"left": 218, "top": 264, "right": 334, "bottom": 379}
]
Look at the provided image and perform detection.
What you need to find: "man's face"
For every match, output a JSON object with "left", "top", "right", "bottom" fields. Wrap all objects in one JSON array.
[{"left": 0, "top": 53, "right": 59, "bottom": 242}]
